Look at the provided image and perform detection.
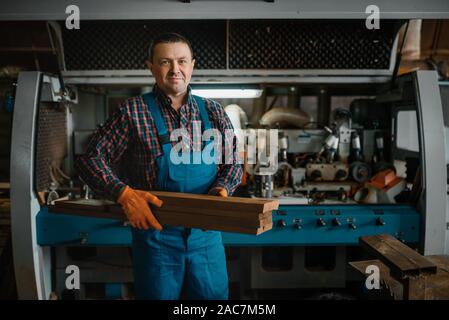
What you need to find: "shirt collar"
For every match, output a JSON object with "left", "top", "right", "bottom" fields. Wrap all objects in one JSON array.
[{"left": 152, "top": 84, "right": 193, "bottom": 110}]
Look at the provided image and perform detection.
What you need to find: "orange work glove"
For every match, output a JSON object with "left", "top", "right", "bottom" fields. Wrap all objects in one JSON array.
[
  {"left": 117, "top": 186, "right": 163, "bottom": 230},
  {"left": 208, "top": 187, "right": 228, "bottom": 197}
]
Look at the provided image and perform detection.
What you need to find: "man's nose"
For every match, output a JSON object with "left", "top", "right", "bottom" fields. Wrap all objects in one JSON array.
[{"left": 170, "top": 61, "right": 180, "bottom": 73}]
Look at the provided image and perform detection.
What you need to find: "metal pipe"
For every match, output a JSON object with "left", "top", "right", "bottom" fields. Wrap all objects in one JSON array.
[{"left": 259, "top": 107, "right": 310, "bottom": 128}]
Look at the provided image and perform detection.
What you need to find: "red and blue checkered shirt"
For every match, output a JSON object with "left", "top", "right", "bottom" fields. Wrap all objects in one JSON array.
[{"left": 75, "top": 85, "right": 243, "bottom": 200}]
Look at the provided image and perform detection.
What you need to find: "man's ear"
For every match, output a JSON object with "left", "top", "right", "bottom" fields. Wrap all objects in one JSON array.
[
  {"left": 192, "top": 59, "right": 196, "bottom": 68},
  {"left": 146, "top": 60, "right": 154, "bottom": 75}
]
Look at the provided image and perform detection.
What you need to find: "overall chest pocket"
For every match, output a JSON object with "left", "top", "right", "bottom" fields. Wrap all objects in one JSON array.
[{"left": 167, "top": 152, "right": 217, "bottom": 182}]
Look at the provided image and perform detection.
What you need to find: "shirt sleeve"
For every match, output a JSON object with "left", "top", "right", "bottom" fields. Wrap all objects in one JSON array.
[
  {"left": 74, "top": 101, "right": 132, "bottom": 200},
  {"left": 205, "top": 99, "right": 243, "bottom": 196}
]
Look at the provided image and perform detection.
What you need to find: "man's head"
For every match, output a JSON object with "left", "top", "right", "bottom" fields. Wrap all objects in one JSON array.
[{"left": 147, "top": 33, "right": 195, "bottom": 97}]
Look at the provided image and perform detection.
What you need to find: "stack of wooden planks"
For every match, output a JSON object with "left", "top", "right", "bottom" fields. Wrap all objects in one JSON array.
[
  {"left": 49, "top": 191, "right": 279, "bottom": 235},
  {"left": 349, "top": 234, "right": 449, "bottom": 300}
]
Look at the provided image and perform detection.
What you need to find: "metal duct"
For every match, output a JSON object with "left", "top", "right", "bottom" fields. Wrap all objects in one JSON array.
[{"left": 259, "top": 107, "right": 310, "bottom": 128}]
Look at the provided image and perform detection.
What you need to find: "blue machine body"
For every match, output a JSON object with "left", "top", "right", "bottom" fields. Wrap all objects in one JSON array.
[{"left": 37, "top": 204, "right": 420, "bottom": 246}]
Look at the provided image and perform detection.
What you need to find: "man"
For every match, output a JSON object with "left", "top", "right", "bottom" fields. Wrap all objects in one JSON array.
[{"left": 75, "top": 33, "right": 242, "bottom": 300}]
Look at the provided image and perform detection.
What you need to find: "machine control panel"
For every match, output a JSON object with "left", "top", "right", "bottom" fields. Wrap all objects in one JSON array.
[{"left": 222, "top": 204, "right": 420, "bottom": 245}]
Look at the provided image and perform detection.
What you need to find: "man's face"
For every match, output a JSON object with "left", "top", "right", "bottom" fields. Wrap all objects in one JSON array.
[{"left": 147, "top": 42, "right": 195, "bottom": 97}]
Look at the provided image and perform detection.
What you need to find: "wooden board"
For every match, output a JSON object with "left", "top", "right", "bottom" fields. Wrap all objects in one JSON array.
[
  {"left": 153, "top": 206, "right": 273, "bottom": 219},
  {"left": 51, "top": 201, "right": 273, "bottom": 222},
  {"left": 108, "top": 203, "right": 273, "bottom": 221},
  {"left": 155, "top": 211, "right": 272, "bottom": 228},
  {"left": 0, "top": 199, "right": 10, "bottom": 213},
  {"left": 151, "top": 191, "right": 279, "bottom": 217},
  {"left": 50, "top": 203, "right": 272, "bottom": 231},
  {"left": 0, "top": 182, "right": 10, "bottom": 191},
  {"left": 156, "top": 219, "right": 272, "bottom": 235},
  {"left": 53, "top": 192, "right": 278, "bottom": 217},
  {"left": 49, "top": 203, "right": 270, "bottom": 234},
  {"left": 151, "top": 204, "right": 272, "bottom": 218},
  {"left": 360, "top": 234, "right": 437, "bottom": 279}
]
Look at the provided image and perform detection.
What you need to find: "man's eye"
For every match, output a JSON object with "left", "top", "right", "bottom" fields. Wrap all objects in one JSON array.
[
  {"left": 179, "top": 60, "right": 187, "bottom": 64},
  {"left": 160, "top": 61, "right": 169, "bottom": 66}
]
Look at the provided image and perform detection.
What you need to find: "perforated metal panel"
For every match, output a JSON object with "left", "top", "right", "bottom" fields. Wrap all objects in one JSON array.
[
  {"left": 229, "top": 20, "right": 402, "bottom": 70},
  {"left": 62, "top": 20, "right": 226, "bottom": 70},
  {"left": 61, "top": 19, "right": 402, "bottom": 72},
  {"left": 35, "top": 102, "right": 67, "bottom": 191}
]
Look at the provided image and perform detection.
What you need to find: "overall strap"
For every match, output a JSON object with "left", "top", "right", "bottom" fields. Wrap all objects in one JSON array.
[
  {"left": 193, "top": 95, "right": 212, "bottom": 131},
  {"left": 142, "top": 92, "right": 171, "bottom": 146}
]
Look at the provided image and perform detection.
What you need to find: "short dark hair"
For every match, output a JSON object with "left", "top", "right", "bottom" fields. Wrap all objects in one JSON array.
[{"left": 148, "top": 32, "right": 194, "bottom": 62}]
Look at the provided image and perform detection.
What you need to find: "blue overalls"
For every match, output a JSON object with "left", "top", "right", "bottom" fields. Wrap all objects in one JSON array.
[{"left": 131, "top": 92, "right": 229, "bottom": 300}]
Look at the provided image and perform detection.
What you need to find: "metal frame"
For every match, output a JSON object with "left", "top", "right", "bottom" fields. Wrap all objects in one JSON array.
[
  {"left": 10, "top": 72, "right": 52, "bottom": 299},
  {"left": 441, "top": 82, "right": 449, "bottom": 255},
  {"left": 414, "top": 71, "right": 447, "bottom": 254},
  {"left": 1, "top": 0, "right": 449, "bottom": 20},
  {"left": 62, "top": 69, "right": 396, "bottom": 77},
  {"left": 62, "top": 75, "right": 393, "bottom": 85}
]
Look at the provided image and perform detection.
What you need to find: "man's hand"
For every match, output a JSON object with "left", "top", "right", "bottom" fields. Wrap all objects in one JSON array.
[
  {"left": 208, "top": 187, "right": 228, "bottom": 197},
  {"left": 117, "top": 186, "right": 163, "bottom": 230}
]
